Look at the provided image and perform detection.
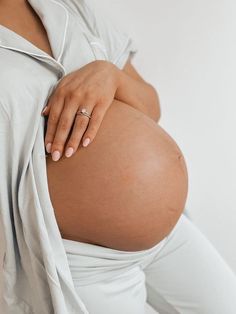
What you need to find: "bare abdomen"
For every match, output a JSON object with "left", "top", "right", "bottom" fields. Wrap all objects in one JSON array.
[{"left": 46, "top": 100, "right": 188, "bottom": 251}]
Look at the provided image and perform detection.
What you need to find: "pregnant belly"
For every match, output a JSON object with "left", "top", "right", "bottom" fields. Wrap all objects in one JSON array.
[{"left": 45, "top": 100, "right": 188, "bottom": 251}]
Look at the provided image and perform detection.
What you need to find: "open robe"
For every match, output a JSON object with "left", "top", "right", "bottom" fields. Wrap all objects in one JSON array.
[{"left": 0, "top": 0, "right": 138, "bottom": 313}]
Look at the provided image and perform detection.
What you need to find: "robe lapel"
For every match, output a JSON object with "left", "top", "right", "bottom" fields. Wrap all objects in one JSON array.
[{"left": 0, "top": 0, "right": 69, "bottom": 72}]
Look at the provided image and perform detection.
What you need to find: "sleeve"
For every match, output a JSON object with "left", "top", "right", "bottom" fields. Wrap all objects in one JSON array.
[{"left": 80, "top": 0, "right": 139, "bottom": 69}]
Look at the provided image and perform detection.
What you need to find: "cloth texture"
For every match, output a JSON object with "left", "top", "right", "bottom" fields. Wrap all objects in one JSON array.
[
  {"left": 63, "top": 214, "right": 236, "bottom": 314},
  {"left": 0, "top": 0, "right": 137, "bottom": 313}
]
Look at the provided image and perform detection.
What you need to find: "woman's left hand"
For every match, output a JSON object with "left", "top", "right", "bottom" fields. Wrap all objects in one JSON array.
[{"left": 41, "top": 60, "right": 120, "bottom": 161}]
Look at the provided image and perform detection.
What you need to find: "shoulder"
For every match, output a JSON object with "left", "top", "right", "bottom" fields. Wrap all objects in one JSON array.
[
  {"left": 55, "top": 0, "right": 138, "bottom": 69},
  {"left": 56, "top": 0, "right": 94, "bottom": 19},
  {"left": 56, "top": 0, "right": 97, "bottom": 34}
]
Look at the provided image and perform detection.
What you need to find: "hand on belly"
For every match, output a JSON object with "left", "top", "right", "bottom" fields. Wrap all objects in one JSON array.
[{"left": 46, "top": 99, "right": 188, "bottom": 251}]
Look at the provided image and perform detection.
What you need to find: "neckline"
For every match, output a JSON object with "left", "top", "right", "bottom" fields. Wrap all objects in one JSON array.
[
  {"left": 0, "top": 23, "right": 55, "bottom": 60},
  {"left": 0, "top": 0, "right": 69, "bottom": 64}
]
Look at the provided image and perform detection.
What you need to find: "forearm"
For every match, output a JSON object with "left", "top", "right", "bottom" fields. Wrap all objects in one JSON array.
[{"left": 114, "top": 68, "right": 161, "bottom": 123}]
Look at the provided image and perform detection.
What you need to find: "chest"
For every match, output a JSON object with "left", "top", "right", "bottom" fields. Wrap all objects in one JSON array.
[
  {"left": 0, "top": 3, "right": 54, "bottom": 58},
  {"left": 0, "top": 6, "right": 109, "bottom": 120}
]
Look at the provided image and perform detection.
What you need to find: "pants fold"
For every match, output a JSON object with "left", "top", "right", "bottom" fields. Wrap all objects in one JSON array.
[{"left": 62, "top": 214, "right": 236, "bottom": 314}]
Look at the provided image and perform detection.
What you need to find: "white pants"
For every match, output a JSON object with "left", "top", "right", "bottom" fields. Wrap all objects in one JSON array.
[{"left": 62, "top": 214, "right": 236, "bottom": 314}]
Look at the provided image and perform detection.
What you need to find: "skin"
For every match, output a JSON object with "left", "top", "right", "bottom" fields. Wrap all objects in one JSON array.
[
  {"left": 42, "top": 58, "right": 161, "bottom": 161},
  {"left": 46, "top": 100, "right": 189, "bottom": 251},
  {"left": 1, "top": 0, "right": 189, "bottom": 251}
]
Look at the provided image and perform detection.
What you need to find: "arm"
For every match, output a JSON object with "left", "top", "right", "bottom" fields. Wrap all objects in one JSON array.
[
  {"left": 71, "top": 1, "right": 160, "bottom": 121},
  {"left": 114, "top": 58, "right": 161, "bottom": 123}
]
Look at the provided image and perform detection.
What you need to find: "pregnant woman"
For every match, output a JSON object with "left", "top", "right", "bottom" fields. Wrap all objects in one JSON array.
[{"left": 0, "top": 0, "right": 236, "bottom": 313}]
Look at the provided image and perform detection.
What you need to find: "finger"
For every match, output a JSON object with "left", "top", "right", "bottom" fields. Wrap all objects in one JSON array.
[
  {"left": 41, "top": 105, "right": 49, "bottom": 116},
  {"left": 44, "top": 91, "right": 65, "bottom": 154},
  {"left": 81, "top": 104, "right": 106, "bottom": 147},
  {"left": 41, "top": 85, "right": 58, "bottom": 116},
  {"left": 64, "top": 104, "right": 94, "bottom": 158},
  {"left": 50, "top": 97, "right": 78, "bottom": 161}
]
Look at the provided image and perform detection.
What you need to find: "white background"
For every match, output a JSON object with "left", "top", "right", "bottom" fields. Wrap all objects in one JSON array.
[{"left": 89, "top": 0, "right": 236, "bottom": 313}]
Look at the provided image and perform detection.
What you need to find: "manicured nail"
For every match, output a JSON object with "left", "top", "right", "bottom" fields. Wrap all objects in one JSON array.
[
  {"left": 41, "top": 106, "right": 48, "bottom": 115},
  {"left": 83, "top": 138, "right": 90, "bottom": 147},
  {"left": 46, "top": 142, "right": 52, "bottom": 153},
  {"left": 65, "top": 147, "right": 74, "bottom": 158},
  {"left": 52, "top": 150, "right": 61, "bottom": 161}
]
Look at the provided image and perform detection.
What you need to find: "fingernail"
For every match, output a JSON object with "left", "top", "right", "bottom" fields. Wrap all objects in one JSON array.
[
  {"left": 46, "top": 142, "right": 52, "bottom": 153},
  {"left": 83, "top": 138, "right": 90, "bottom": 147},
  {"left": 41, "top": 106, "right": 48, "bottom": 115},
  {"left": 65, "top": 147, "right": 74, "bottom": 158},
  {"left": 52, "top": 150, "right": 61, "bottom": 161}
]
